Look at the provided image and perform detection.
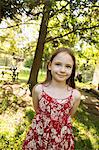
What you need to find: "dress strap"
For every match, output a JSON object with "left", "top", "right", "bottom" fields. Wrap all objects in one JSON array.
[
  {"left": 69, "top": 88, "right": 73, "bottom": 98},
  {"left": 71, "top": 89, "right": 73, "bottom": 95},
  {"left": 38, "top": 84, "right": 44, "bottom": 100},
  {"left": 41, "top": 84, "right": 48, "bottom": 92},
  {"left": 40, "top": 84, "right": 48, "bottom": 99},
  {"left": 41, "top": 84, "right": 45, "bottom": 93}
]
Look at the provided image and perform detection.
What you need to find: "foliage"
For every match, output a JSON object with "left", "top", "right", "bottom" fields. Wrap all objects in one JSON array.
[
  {"left": 75, "top": 45, "right": 99, "bottom": 82},
  {"left": 0, "top": 19, "right": 38, "bottom": 57},
  {"left": 46, "top": 0, "right": 99, "bottom": 46},
  {"left": 24, "top": 57, "right": 33, "bottom": 68},
  {"left": 25, "top": 108, "right": 36, "bottom": 122},
  {"left": 0, "top": 0, "right": 99, "bottom": 50}
]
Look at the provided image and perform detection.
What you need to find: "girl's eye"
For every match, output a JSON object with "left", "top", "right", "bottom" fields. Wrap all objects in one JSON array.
[
  {"left": 55, "top": 63, "right": 61, "bottom": 66},
  {"left": 66, "top": 65, "right": 72, "bottom": 68}
]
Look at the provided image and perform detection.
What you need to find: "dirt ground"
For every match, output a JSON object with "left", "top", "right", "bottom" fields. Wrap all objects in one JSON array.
[{"left": 80, "top": 89, "right": 99, "bottom": 116}]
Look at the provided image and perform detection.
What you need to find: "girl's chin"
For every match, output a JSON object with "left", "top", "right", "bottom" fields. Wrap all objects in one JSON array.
[
  {"left": 54, "top": 77, "right": 67, "bottom": 82},
  {"left": 57, "top": 75, "right": 69, "bottom": 80}
]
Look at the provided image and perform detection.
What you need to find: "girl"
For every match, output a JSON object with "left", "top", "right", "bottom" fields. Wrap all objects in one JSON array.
[{"left": 22, "top": 47, "right": 81, "bottom": 150}]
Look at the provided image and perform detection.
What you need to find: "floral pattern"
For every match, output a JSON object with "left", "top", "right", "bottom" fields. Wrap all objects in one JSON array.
[{"left": 22, "top": 90, "right": 74, "bottom": 150}]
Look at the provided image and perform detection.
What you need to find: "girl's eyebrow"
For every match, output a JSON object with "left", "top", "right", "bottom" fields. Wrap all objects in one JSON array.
[
  {"left": 66, "top": 64, "right": 73, "bottom": 66},
  {"left": 54, "top": 61, "right": 62, "bottom": 63},
  {"left": 54, "top": 61, "right": 61, "bottom": 63},
  {"left": 55, "top": 61, "right": 73, "bottom": 66}
]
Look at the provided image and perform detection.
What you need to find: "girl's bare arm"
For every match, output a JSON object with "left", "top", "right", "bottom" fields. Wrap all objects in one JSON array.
[
  {"left": 70, "top": 89, "right": 81, "bottom": 118},
  {"left": 32, "top": 84, "right": 42, "bottom": 112}
]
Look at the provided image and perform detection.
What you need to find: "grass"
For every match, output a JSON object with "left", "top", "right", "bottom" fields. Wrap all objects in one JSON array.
[
  {"left": 19, "top": 69, "right": 30, "bottom": 81},
  {"left": 0, "top": 68, "right": 46, "bottom": 84},
  {"left": 0, "top": 71, "right": 99, "bottom": 150},
  {"left": 73, "top": 103, "right": 99, "bottom": 149}
]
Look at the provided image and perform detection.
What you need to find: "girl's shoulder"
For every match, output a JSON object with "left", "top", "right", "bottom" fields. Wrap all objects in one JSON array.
[
  {"left": 72, "top": 88, "right": 81, "bottom": 102},
  {"left": 32, "top": 83, "right": 42, "bottom": 96}
]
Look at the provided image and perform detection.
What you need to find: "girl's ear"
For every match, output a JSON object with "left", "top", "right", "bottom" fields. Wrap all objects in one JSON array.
[{"left": 48, "top": 61, "right": 52, "bottom": 70}]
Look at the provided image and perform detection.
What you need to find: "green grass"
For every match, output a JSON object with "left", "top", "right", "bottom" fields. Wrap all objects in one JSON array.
[
  {"left": 19, "top": 69, "right": 30, "bottom": 81},
  {"left": 73, "top": 102, "right": 99, "bottom": 150},
  {"left": 18, "top": 69, "right": 46, "bottom": 83},
  {"left": 0, "top": 68, "right": 46, "bottom": 83}
]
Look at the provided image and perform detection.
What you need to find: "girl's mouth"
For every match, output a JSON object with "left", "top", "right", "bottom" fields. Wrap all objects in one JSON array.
[{"left": 57, "top": 74, "right": 66, "bottom": 77}]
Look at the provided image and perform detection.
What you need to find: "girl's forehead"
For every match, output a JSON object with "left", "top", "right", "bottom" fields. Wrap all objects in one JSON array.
[{"left": 53, "top": 52, "right": 74, "bottom": 63}]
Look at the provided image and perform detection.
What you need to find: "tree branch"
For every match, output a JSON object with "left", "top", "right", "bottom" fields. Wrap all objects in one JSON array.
[
  {"left": 46, "top": 25, "right": 99, "bottom": 42},
  {"left": 0, "top": 21, "right": 40, "bottom": 29},
  {"left": 49, "top": 2, "right": 69, "bottom": 18}
]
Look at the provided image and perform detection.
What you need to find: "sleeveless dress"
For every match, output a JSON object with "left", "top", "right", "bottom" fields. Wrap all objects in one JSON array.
[{"left": 22, "top": 86, "right": 74, "bottom": 150}]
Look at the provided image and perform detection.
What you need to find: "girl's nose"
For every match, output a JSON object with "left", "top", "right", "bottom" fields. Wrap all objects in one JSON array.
[{"left": 60, "top": 66, "right": 66, "bottom": 72}]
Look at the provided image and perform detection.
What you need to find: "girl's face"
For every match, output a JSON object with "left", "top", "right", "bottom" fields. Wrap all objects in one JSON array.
[{"left": 48, "top": 52, "right": 74, "bottom": 83}]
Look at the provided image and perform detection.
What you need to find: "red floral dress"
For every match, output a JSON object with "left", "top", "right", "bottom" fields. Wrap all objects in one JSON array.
[{"left": 22, "top": 88, "right": 74, "bottom": 150}]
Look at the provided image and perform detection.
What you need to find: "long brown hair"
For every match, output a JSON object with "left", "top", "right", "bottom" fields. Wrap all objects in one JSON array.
[{"left": 43, "top": 47, "right": 76, "bottom": 88}]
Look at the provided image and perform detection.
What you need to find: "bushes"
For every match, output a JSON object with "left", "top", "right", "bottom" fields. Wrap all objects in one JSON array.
[{"left": 24, "top": 57, "right": 33, "bottom": 68}]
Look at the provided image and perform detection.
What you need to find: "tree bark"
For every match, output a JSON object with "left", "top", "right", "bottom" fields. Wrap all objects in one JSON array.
[
  {"left": 0, "top": 3, "right": 3, "bottom": 23},
  {"left": 27, "top": 2, "right": 50, "bottom": 94},
  {"left": 92, "top": 63, "right": 99, "bottom": 90}
]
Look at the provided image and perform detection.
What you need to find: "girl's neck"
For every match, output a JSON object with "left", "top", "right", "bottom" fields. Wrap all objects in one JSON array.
[{"left": 50, "top": 80, "right": 68, "bottom": 89}]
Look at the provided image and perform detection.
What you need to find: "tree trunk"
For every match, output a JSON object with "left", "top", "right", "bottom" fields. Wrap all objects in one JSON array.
[
  {"left": 92, "top": 63, "right": 99, "bottom": 90},
  {"left": 28, "top": 2, "right": 50, "bottom": 94},
  {"left": 0, "top": 3, "right": 3, "bottom": 22}
]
